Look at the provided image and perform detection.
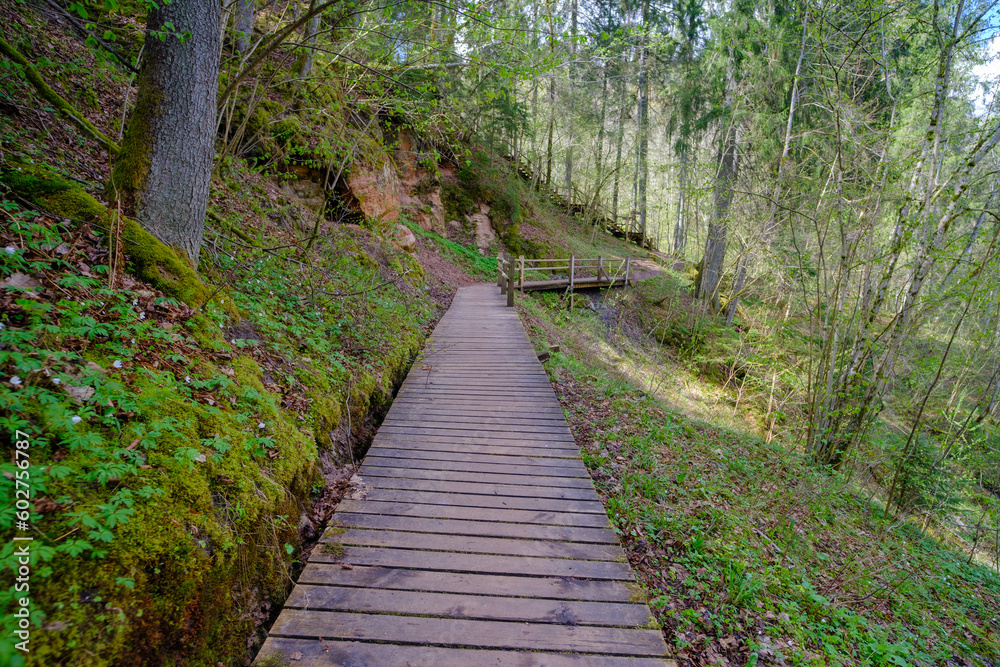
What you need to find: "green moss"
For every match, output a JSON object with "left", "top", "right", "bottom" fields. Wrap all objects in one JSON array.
[
  {"left": 310, "top": 394, "right": 342, "bottom": 449},
  {"left": 319, "top": 542, "right": 344, "bottom": 558},
  {"left": 3, "top": 162, "right": 209, "bottom": 306}
]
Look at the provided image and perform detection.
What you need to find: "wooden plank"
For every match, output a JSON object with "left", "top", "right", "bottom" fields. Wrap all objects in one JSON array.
[
  {"left": 326, "top": 529, "right": 621, "bottom": 560},
  {"left": 282, "top": 586, "right": 655, "bottom": 626},
  {"left": 335, "top": 499, "right": 611, "bottom": 528},
  {"left": 257, "top": 638, "right": 673, "bottom": 666},
  {"left": 332, "top": 513, "right": 617, "bottom": 543},
  {"left": 269, "top": 610, "right": 667, "bottom": 656},
  {"left": 367, "top": 447, "right": 583, "bottom": 469},
  {"left": 354, "top": 466, "right": 596, "bottom": 488},
  {"left": 382, "top": 413, "right": 569, "bottom": 427},
  {"left": 362, "top": 456, "right": 589, "bottom": 478},
  {"left": 372, "top": 438, "right": 579, "bottom": 458},
  {"left": 358, "top": 475, "right": 599, "bottom": 500},
  {"left": 376, "top": 425, "right": 576, "bottom": 443},
  {"left": 296, "top": 564, "right": 639, "bottom": 601},
  {"left": 359, "top": 488, "right": 607, "bottom": 514}
]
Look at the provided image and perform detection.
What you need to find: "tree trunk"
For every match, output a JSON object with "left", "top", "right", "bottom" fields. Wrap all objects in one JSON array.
[
  {"left": 595, "top": 69, "right": 608, "bottom": 186},
  {"left": 545, "top": 3, "right": 556, "bottom": 188},
  {"left": 563, "top": 0, "right": 577, "bottom": 200},
  {"left": 108, "top": 0, "right": 221, "bottom": 266},
  {"left": 696, "top": 55, "right": 738, "bottom": 312},
  {"left": 636, "top": 0, "right": 650, "bottom": 242},
  {"left": 296, "top": 3, "right": 322, "bottom": 78},
  {"left": 233, "top": 0, "right": 255, "bottom": 55},
  {"left": 673, "top": 148, "right": 687, "bottom": 253},
  {"left": 611, "top": 77, "right": 627, "bottom": 225}
]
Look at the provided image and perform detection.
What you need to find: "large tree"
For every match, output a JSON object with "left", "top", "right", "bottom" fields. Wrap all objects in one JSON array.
[{"left": 107, "top": 0, "right": 221, "bottom": 265}]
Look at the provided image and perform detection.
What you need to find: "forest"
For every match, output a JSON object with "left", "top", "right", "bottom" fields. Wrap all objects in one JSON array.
[{"left": 1, "top": 0, "right": 999, "bottom": 664}]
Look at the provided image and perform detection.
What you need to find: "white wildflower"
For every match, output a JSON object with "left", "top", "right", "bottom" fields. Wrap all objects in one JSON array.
[
  {"left": 4, "top": 246, "right": 16, "bottom": 255},
  {"left": 132, "top": 299, "right": 138, "bottom": 306},
  {"left": 53, "top": 378, "right": 61, "bottom": 385},
  {"left": 71, "top": 415, "right": 82, "bottom": 424},
  {"left": 112, "top": 359, "right": 123, "bottom": 369},
  {"left": 139, "top": 312, "right": 146, "bottom": 320},
  {"left": 258, "top": 422, "right": 266, "bottom": 429},
  {"left": 185, "top": 376, "right": 191, "bottom": 383},
  {"left": 10, "top": 376, "right": 22, "bottom": 386}
]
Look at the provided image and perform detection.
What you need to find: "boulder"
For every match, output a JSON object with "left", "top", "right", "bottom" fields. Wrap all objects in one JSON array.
[{"left": 393, "top": 224, "right": 417, "bottom": 252}]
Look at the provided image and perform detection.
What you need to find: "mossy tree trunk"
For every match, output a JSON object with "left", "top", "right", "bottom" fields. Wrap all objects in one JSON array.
[
  {"left": 234, "top": 0, "right": 256, "bottom": 54},
  {"left": 108, "top": 0, "right": 221, "bottom": 266},
  {"left": 296, "top": 1, "right": 322, "bottom": 78}
]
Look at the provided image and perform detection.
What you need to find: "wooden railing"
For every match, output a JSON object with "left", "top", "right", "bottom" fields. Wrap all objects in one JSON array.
[{"left": 497, "top": 253, "right": 632, "bottom": 306}]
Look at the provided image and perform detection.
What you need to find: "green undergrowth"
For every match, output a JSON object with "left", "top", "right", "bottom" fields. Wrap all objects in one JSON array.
[
  {"left": 0, "top": 157, "right": 437, "bottom": 666},
  {"left": 402, "top": 217, "right": 497, "bottom": 278},
  {"left": 520, "top": 294, "right": 1000, "bottom": 665}
]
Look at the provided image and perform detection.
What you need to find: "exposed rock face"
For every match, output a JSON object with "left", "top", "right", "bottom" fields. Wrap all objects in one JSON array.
[
  {"left": 346, "top": 163, "right": 401, "bottom": 222},
  {"left": 468, "top": 203, "right": 496, "bottom": 252},
  {"left": 278, "top": 178, "right": 325, "bottom": 214},
  {"left": 393, "top": 129, "right": 447, "bottom": 235}
]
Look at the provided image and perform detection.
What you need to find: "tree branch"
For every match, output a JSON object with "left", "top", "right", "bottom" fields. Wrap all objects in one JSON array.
[{"left": 0, "top": 33, "right": 121, "bottom": 155}]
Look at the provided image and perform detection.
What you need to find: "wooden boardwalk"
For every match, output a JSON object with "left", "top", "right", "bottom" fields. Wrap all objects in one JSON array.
[{"left": 256, "top": 284, "right": 672, "bottom": 666}]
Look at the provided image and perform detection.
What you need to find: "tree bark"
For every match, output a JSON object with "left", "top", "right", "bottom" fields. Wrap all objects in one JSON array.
[
  {"left": 696, "top": 61, "right": 738, "bottom": 312},
  {"left": 636, "top": 0, "right": 650, "bottom": 242},
  {"left": 108, "top": 0, "right": 221, "bottom": 266},
  {"left": 611, "top": 76, "right": 627, "bottom": 225},
  {"left": 563, "top": 0, "right": 577, "bottom": 200},
  {"left": 296, "top": 2, "right": 322, "bottom": 78},
  {"left": 233, "top": 0, "right": 255, "bottom": 55},
  {"left": 673, "top": 148, "right": 687, "bottom": 253}
]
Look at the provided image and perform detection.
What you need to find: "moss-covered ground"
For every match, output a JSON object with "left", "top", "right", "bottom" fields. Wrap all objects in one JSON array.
[{"left": 0, "top": 155, "right": 440, "bottom": 666}]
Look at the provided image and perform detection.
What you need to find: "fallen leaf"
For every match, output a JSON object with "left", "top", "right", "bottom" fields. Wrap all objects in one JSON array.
[{"left": 290, "top": 651, "right": 303, "bottom": 661}]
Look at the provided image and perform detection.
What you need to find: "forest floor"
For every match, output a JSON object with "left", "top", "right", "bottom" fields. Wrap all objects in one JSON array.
[{"left": 513, "top": 279, "right": 1000, "bottom": 666}]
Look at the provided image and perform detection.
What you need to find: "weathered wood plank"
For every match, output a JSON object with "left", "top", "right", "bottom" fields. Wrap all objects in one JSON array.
[
  {"left": 358, "top": 475, "right": 599, "bottom": 500},
  {"left": 336, "top": 499, "right": 612, "bottom": 528},
  {"left": 312, "top": 546, "right": 633, "bottom": 579},
  {"left": 282, "top": 586, "right": 655, "bottom": 626},
  {"left": 325, "top": 528, "right": 621, "bottom": 560},
  {"left": 372, "top": 438, "right": 579, "bottom": 458},
  {"left": 367, "top": 447, "right": 583, "bottom": 469},
  {"left": 295, "top": 564, "right": 640, "bottom": 601},
  {"left": 269, "top": 610, "right": 667, "bottom": 656},
  {"left": 362, "top": 455, "right": 590, "bottom": 478},
  {"left": 359, "top": 488, "right": 607, "bottom": 514},
  {"left": 354, "top": 466, "right": 596, "bottom": 488},
  {"left": 256, "top": 638, "right": 675, "bottom": 667},
  {"left": 332, "top": 513, "right": 617, "bottom": 543}
]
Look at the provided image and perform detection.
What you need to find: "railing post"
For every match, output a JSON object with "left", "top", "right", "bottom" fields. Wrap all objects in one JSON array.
[
  {"left": 519, "top": 255, "right": 525, "bottom": 293},
  {"left": 598, "top": 256, "right": 603, "bottom": 282},
  {"left": 497, "top": 252, "right": 504, "bottom": 289},
  {"left": 625, "top": 257, "right": 631, "bottom": 286},
  {"left": 507, "top": 264, "right": 515, "bottom": 307},
  {"left": 569, "top": 256, "right": 575, "bottom": 291}
]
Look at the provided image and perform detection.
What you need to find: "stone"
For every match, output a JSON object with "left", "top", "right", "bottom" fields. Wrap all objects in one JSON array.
[{"left": 393, "top": 224, "right": 417, "bottom": 252}]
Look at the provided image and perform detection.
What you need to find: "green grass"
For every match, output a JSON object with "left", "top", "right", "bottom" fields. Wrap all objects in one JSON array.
[
  {"left": 522, "top": 292, "right": 1000, "bottom": 666},
  {"left": 402, "top": 217, "right": 498, "bottom": 278}
]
